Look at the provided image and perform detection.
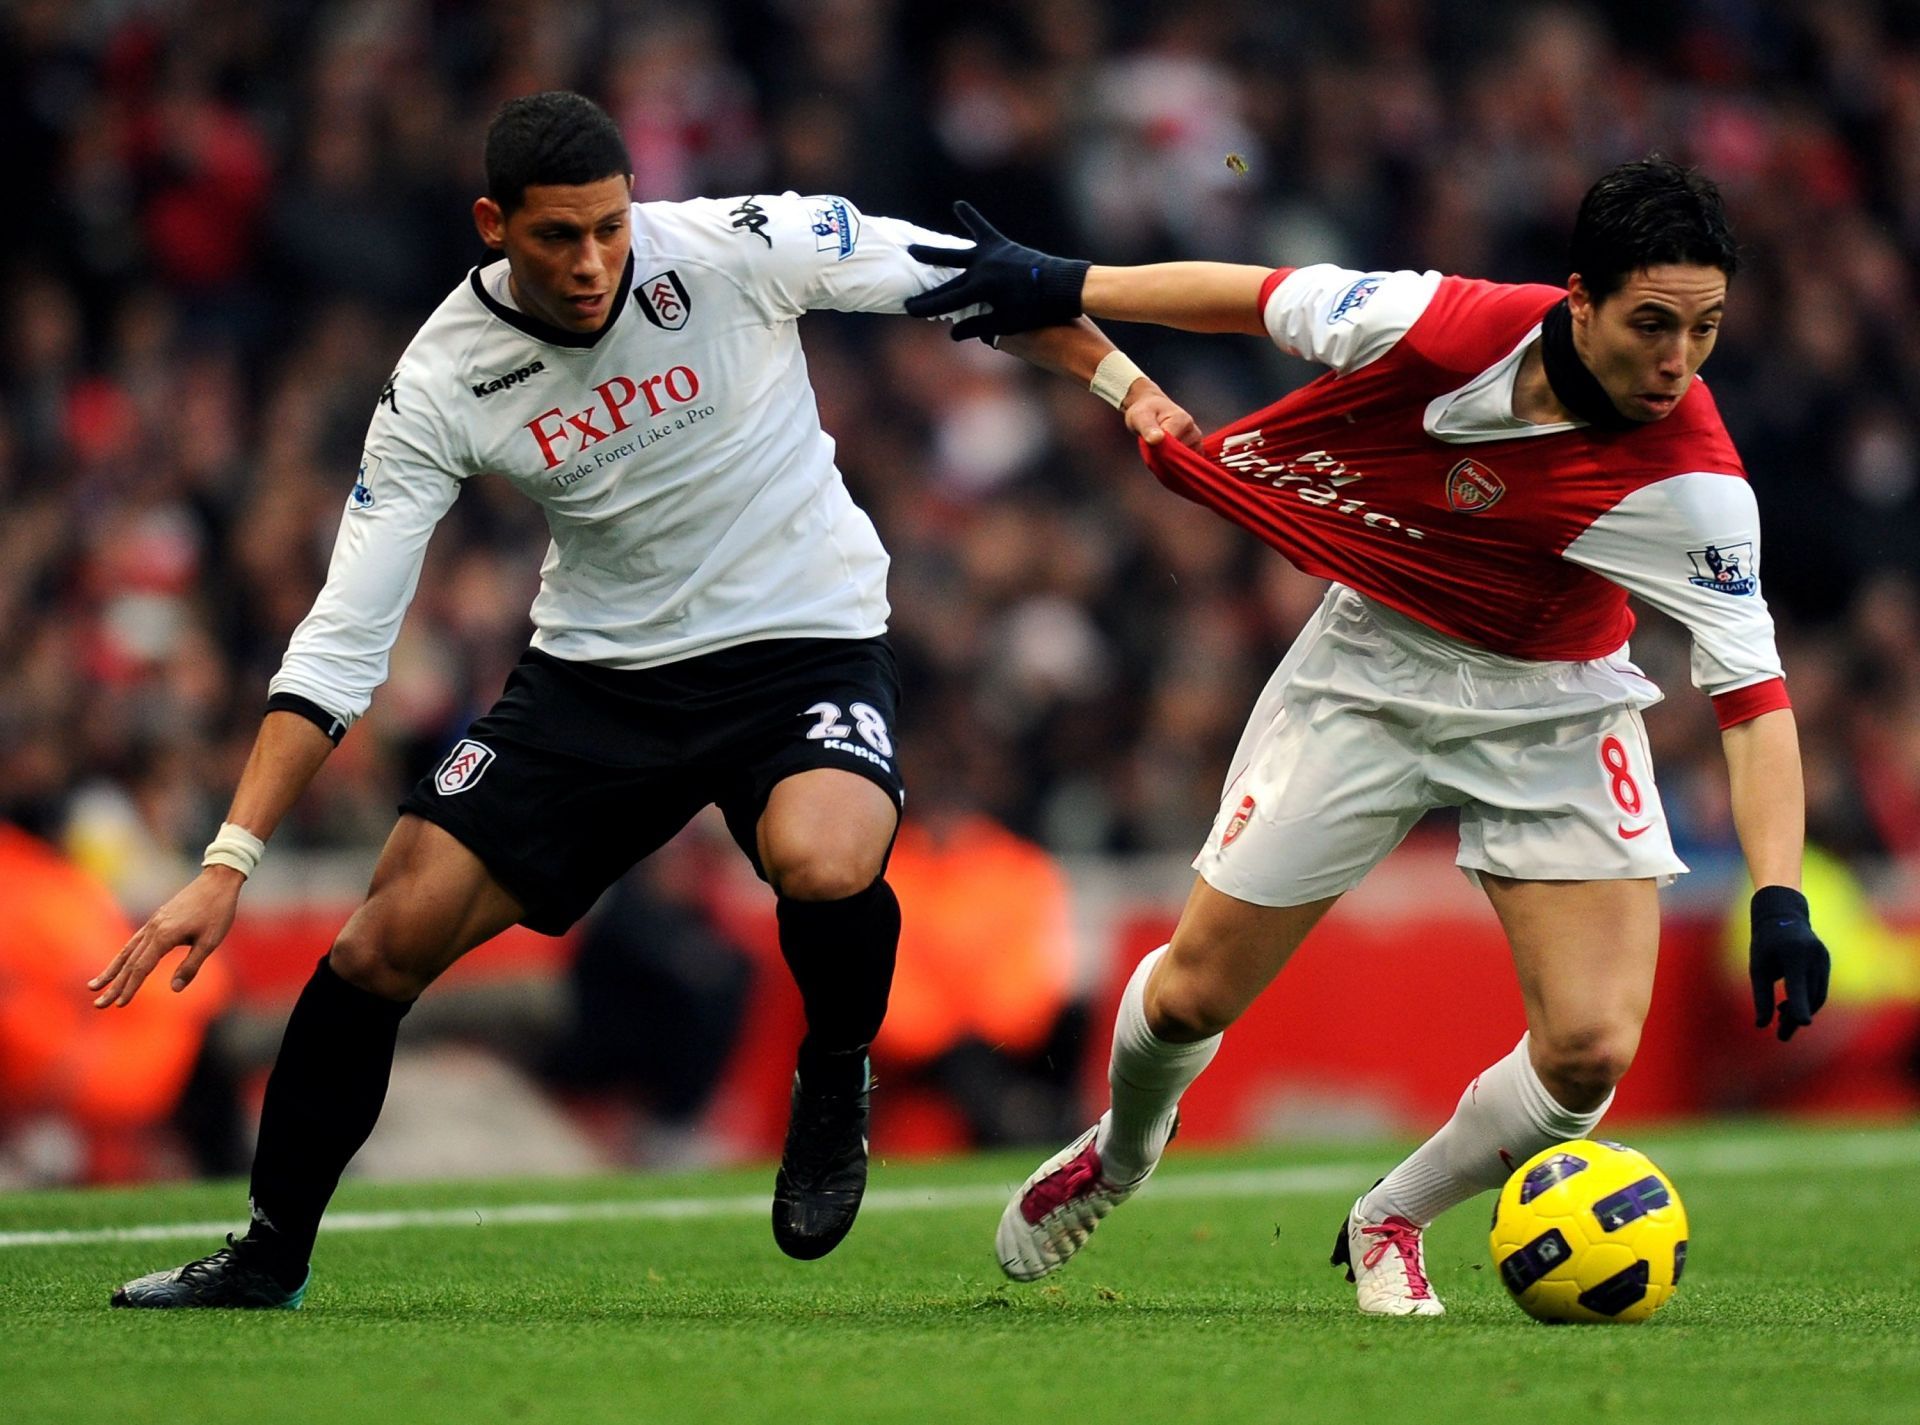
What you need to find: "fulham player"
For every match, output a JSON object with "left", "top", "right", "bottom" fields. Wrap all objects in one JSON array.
[
  {"left": 93, "top": 91, "right": 1196, "bottom": 1308},
  {"left": 907, "top": 158, "right": 1830, "bottom": 1314}
]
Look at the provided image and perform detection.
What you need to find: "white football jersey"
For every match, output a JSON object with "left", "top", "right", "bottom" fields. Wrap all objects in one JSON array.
[{"left": 270, "top": 192, "right": 967, "bottom": 731}]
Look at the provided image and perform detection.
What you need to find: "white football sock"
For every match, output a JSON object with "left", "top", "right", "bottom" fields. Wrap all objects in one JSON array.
[
  {"left": 1362, "top": 1034, "right": 1612, "bottom": 1226},
  {"left": 1094, "top": 945, "right": 1222, "bottom": 1183}
]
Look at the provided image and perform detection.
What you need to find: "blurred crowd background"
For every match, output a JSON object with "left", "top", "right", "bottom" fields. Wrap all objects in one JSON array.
[
  {"left": 7, "top": 0, "right": 1920, "bottom": 873},
  {"left": 3, "top": 0, "right": 1919, "bottom": 1181}
]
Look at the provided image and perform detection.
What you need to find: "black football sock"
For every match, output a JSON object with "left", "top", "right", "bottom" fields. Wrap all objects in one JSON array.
[
  {"left": 243, "top": 955, "right": 414, "bottom": 1284},
  {"left": 776, "top": 879, "right": 900, "bottom": 1094}
]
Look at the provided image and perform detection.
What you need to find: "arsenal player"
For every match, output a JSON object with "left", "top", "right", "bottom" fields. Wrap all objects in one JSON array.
[
  {"left": 907, "top": 157, "right": 1828, "bottom": 1315},
  {"left": 93, "top": 90, "right": 1196, "bottom": 1308}
]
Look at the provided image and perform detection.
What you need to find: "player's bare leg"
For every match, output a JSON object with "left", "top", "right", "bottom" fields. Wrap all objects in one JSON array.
[
  {"left": 999, "top": 878, "right": 1338, "bottom": 1280},
  {"left": 757, "top": 768, "right": 901, "bottom": 1260},
  {"left": 1339, "top": 876, "right": 1660, "bottom": 1316},
  {"left": 113, "top": 816, "right": 524, "bottom": 1308}
]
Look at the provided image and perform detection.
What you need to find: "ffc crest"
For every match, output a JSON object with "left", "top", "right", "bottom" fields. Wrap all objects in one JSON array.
[
  {"left": 434, "top": 738, "right": 496, "bottom": 795},
  {"left": 637, "top": 270, "right": 692, "bottom": 330},
  {"left": 1445, "top": 457, "right": 1505, "bottom": 513}
]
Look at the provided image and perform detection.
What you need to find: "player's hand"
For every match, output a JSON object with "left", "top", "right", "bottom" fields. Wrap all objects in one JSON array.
[
  {"left": 1747, "top": 885, "right": 1830, "bottom": 1042},
  {"left": 1123, "top": 383, "right": 1205, "bottom": 451},
  {"left": 88, "top": 866, "right": 245, "bottom": 1008},
  {"left": 904, "top": 202, "right": 1091, "bottom": 342}
]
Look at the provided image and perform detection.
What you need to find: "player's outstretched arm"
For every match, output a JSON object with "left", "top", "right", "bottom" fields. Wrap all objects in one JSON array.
[
  {"left": 1721, "top": 707, "right": 1830, "bottom": 1040},
  {"left": 905, "top": 202, "right": 1269, "bottom": 340},
  {"left": 1079, "top": 263, "right": 1273, "bottom": 336},
  {"left": 997, "top": 318, "right": 1203, "bottom": 450},
  {"left": 89, "top": 710, "right": 337, "bottom": 1008}
]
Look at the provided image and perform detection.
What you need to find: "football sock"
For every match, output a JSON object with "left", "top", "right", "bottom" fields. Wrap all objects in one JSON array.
[
  {"left": 1362, "top": 1034, "right": 1612, "bottom": 1227},
  {"left": 244, "top": 955, "right": 414, "bottom": 1283},
  {"left": 1096, "top": 945, "right": 1222, "bottom": 1183},
  {"left": 776, "top": 878, "right": 900, "bottom": 1095}
]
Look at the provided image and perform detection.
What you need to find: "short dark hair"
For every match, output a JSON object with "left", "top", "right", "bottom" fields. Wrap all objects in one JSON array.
[
  {"left": 484, "top": 91, "right": 631, "bottom": 214},
  {"left": 1569, "top": 156, "right": 1738, "bottom": 303}
]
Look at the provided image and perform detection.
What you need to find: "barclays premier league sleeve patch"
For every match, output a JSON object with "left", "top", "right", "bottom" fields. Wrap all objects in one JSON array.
[
  {"left": 351, "top": 452, "right": 381, "bottom": 510},
  {"left": 1685, "top": 542, "right": 1756, "bottom": 595},
  {"left": 1327, "top": 274, "right": 1384, "bottom": 324},
  {"left": 810, "top": 197, "right": 860, "bottom": 261}
]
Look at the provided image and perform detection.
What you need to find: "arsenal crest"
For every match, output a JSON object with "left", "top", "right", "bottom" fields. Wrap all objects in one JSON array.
[
  {"left": 1221, "top": 793, "right": 1256, "bottom": 847},
  {"left": 1445, "top": 458, "right": 1505, "bottom": 514},
  {"left": 637, "top": 270, "right": 692, "bottom": 330}
]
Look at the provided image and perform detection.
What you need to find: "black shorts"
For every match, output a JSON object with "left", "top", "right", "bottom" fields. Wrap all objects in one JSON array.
[{"left": 398, "top": 636, "right": 905, "bottom": 934}]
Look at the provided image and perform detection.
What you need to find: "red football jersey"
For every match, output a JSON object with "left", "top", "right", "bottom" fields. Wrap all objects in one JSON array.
[{"left": 1141, "top": 266, "right": 1786, "bottom": 723}]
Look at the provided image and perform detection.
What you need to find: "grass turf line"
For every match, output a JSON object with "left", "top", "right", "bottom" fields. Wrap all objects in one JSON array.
[{"left": 2, "top": 1120, "right": 1917, "bottom": 1425}]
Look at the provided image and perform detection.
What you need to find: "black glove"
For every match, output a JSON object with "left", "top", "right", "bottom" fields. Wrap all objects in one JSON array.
[
  {"left": 904, "top": 201, "right": 1091, "bottom": 342},
  {"left": 1748, "top": 885, "right": 1830, "bottom": 1042}
]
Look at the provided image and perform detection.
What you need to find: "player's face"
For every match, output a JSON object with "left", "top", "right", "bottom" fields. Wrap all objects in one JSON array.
[
  {"left": 1570, "top": 264, "right": 1727, "bottom": 423},
  {"left": 473, "top": 175, "right": 634, "bottom": 333}
]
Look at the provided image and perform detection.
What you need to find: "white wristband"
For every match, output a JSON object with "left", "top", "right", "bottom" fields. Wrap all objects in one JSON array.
[
  {"left": 1090, "top": 350, "right": 1147, "bottom": 409},
  {"left": 202, "top": 822, "right": 267, "bottom": 879}
]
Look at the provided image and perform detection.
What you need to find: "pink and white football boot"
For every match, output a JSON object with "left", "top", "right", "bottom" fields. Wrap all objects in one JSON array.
[
  {"left": 995, "top": 1116, "right": 1161, "bottom": 1281},
  {"left": 1331, "top": 1195, "right": 1446, "bottom": 1316}
]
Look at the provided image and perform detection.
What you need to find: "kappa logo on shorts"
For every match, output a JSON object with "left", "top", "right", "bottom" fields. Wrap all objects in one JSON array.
[
  {"left": 434, "top": 738, "right": 496, "bottom": 795},
  {"left": 1445, "top": 457, "right": 1505, "bottom": 514},
  {"left": 1222, "top": 793, "right": 1256, "bottom": 847}
]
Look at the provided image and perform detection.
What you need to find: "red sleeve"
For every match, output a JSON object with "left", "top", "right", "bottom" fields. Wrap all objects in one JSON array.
[
  {"left": 1711, "top": 677, "right": 1791, "bottom": 729},
  {"left": 1257, "top": 267, "right": 1294, "bottom": 321}
]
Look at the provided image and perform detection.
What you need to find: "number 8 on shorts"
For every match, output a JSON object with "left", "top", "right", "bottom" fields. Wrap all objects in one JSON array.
[{"left": 1599, "top": 734, "right": 1642, "bottom": 817}]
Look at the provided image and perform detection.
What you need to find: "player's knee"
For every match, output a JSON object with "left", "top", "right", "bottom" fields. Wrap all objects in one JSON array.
[
  {"left": 767, "top": 850, "right": 882, "bottom": 903},
  {"left": 1144, "top": 969, "right": 1239, "bottom": 1042},
  {"left": 1532, "top": 1025, "right": 1638, "bottom": 1108},
  {"left": 328, "top": 919, "right": 433, "bottom": 1002},
  {"left": 762, "top": 821, "right": 886, "bottom": 901}
]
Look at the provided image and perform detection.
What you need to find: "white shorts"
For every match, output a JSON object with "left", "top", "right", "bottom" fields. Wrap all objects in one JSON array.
[{"left": 1193, "top": 585, "right": 1689, "bottom": 907}]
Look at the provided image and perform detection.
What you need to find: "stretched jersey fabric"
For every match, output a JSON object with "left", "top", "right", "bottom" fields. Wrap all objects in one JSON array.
[
  {"left": 1142, "top": 265, "right": 1788, "bottom": 726},
  {"left": 271, "top": 193, "right": 968, "bottom": 732}
]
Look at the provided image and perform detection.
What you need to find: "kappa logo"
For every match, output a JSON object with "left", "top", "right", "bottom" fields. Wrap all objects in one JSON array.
[
  {"left": 729, "top": 197, "right": 771, "bottom": 247},
  {"left": 471, "top": 360, "right": 546, "bottom": 399},
  {"left": 1445, "top": 457, "right": 1505, "bottom": 514},
  {"left": 810, "top": 197, "right": 859, "bottom": 261},
  {"left": 637, "top": 270, "right": 692, "bottom": 330},
  {"left": 1686, "top": 542, "right": 1756, "bottom": 596},
  {"left": 1221, "top": 793, "right": 1256, "bottom": 847},
  {"left": 434, "top": 738, "right": 496, "bottom": 796}
]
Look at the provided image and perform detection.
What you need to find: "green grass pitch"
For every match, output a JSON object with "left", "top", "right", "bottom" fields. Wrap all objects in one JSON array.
[{"left": 4, "top": 1120, "right": 1918, "bottom": 1425}]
